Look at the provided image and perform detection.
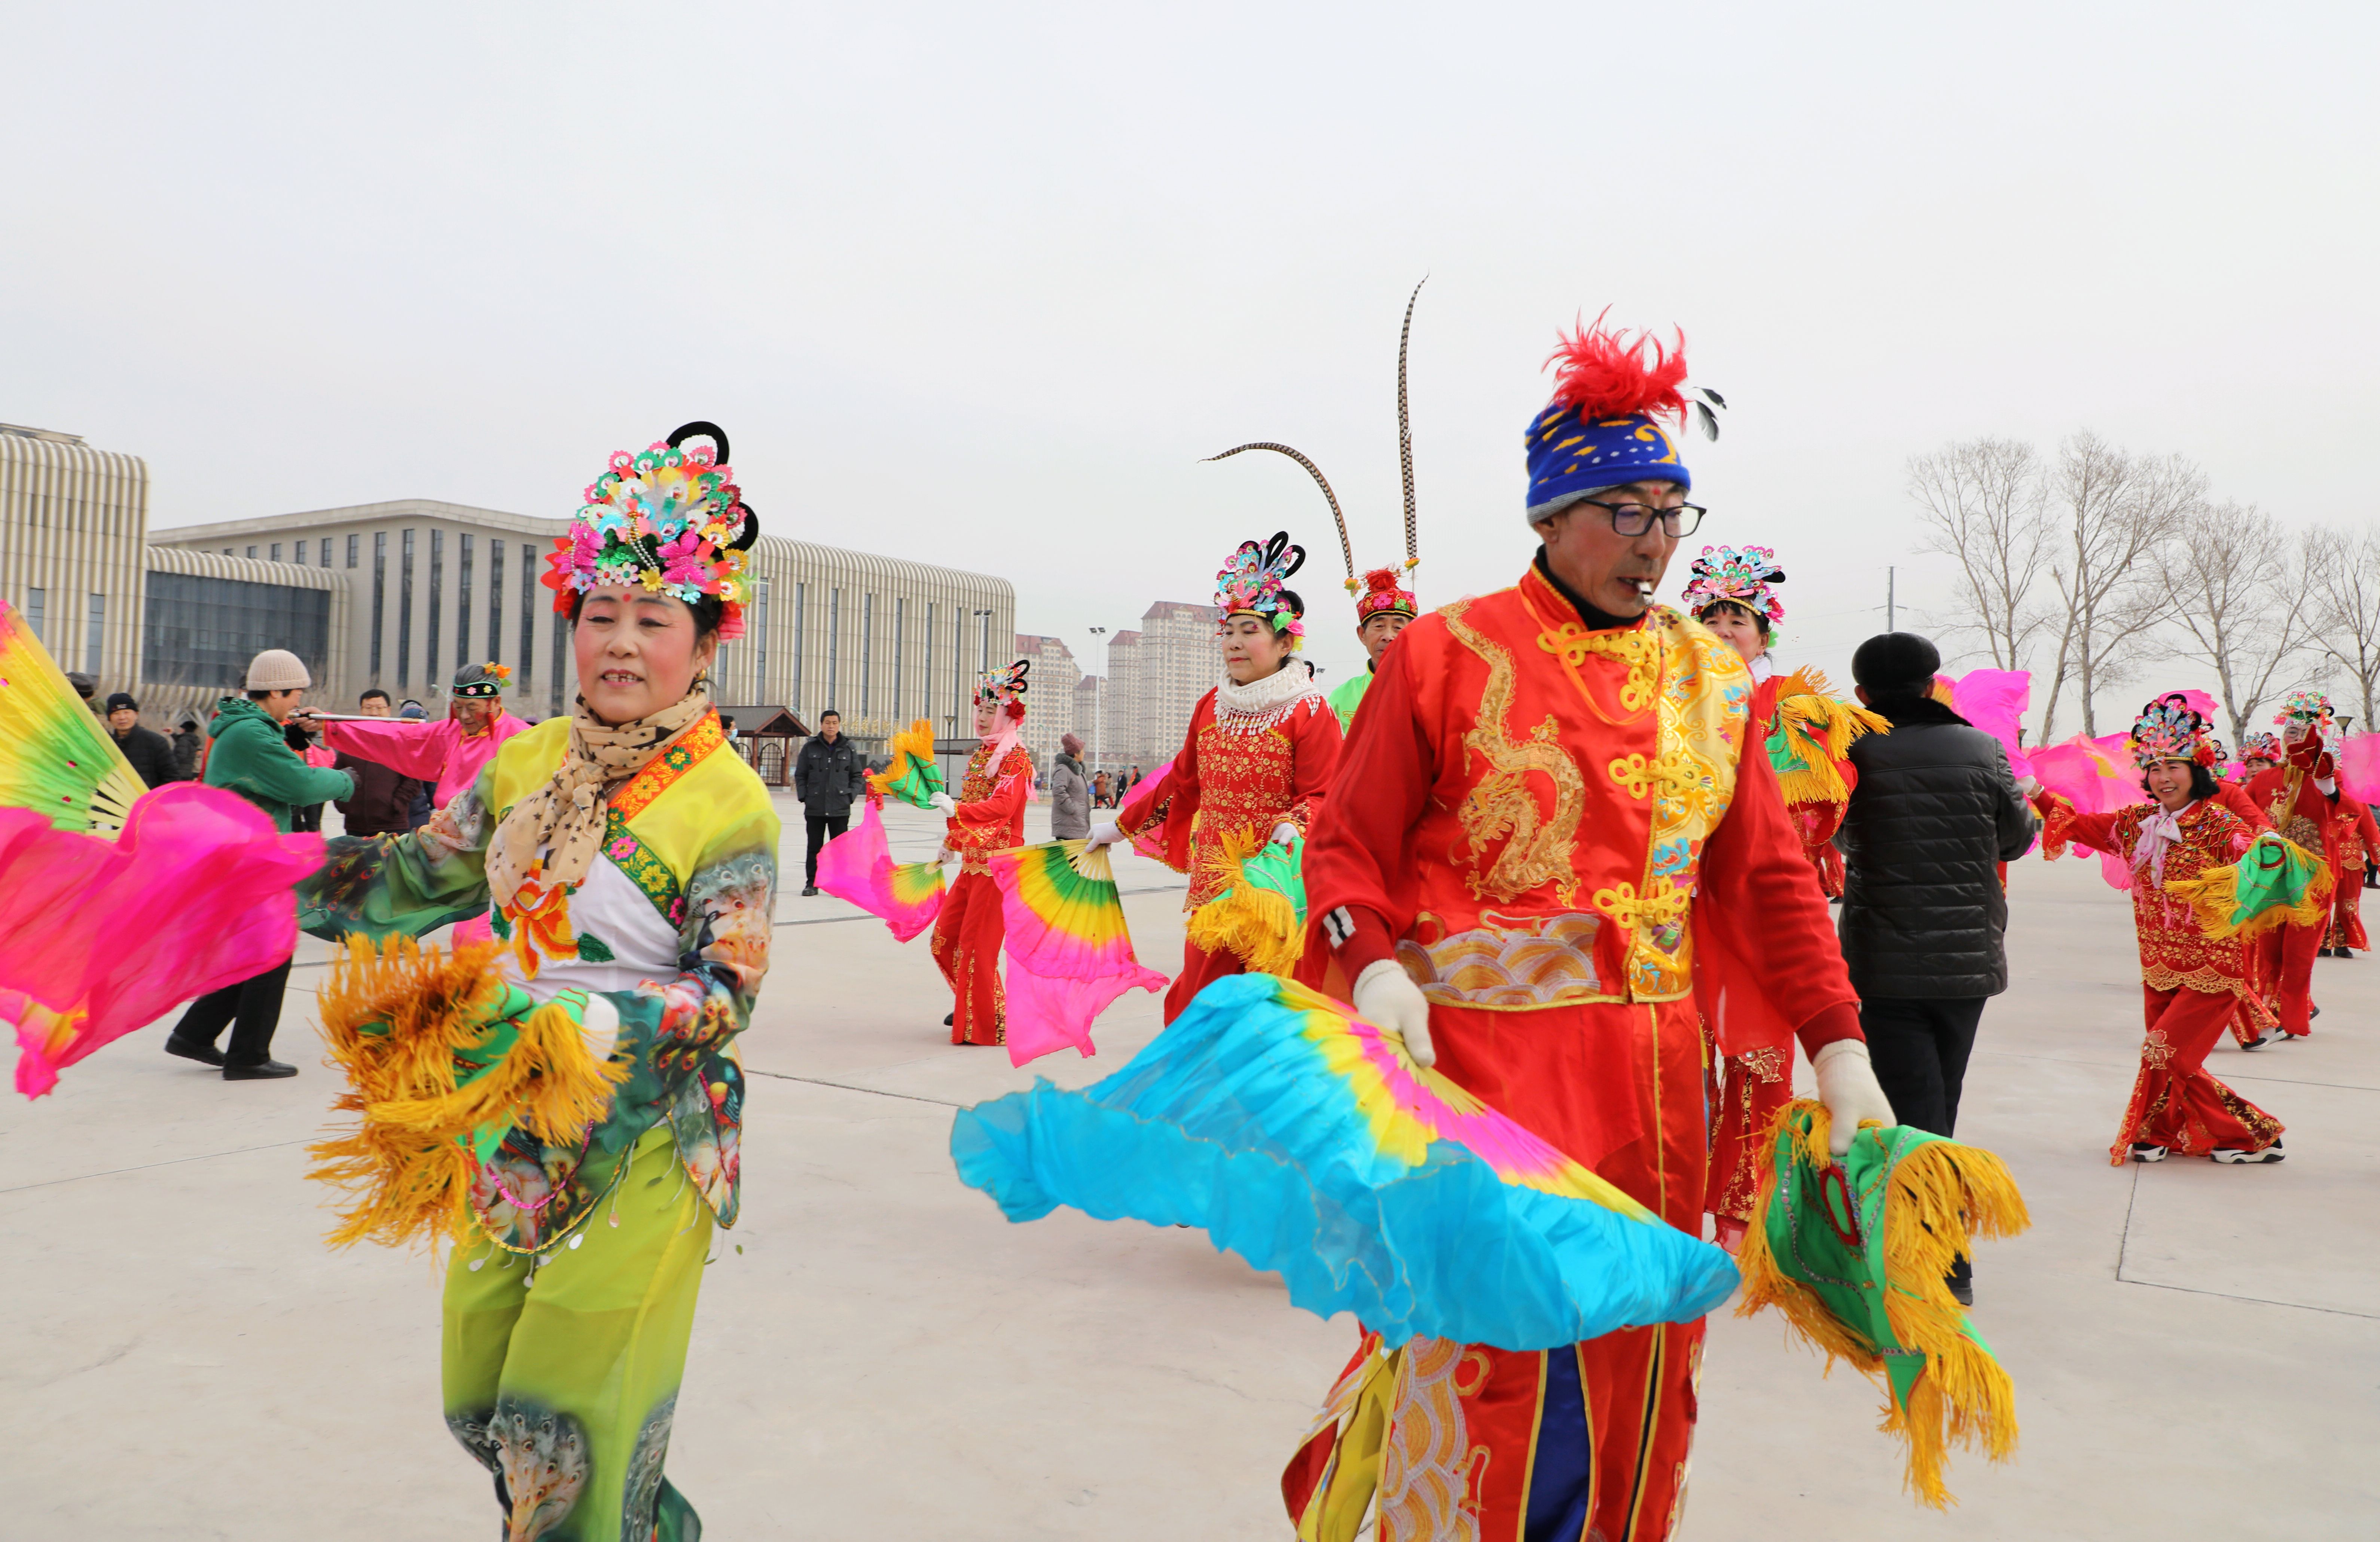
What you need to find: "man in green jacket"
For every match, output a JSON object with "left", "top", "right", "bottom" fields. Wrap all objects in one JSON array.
[{"left": 164, "top": 648, "right": 355, "bottom": 1080}]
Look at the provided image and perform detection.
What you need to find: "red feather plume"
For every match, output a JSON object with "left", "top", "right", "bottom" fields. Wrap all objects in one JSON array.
[
  {"left": 1542, "top": 310, "right": 1690, "bottom": 424},
  {"left": 1361, "top": 567, "right": 1405, "bottom": 595}
]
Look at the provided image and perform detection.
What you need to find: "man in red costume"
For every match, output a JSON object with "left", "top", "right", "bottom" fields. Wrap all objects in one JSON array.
[
  {"left": 1283, "top": 317, "right": 1894, "bottom": 1540},
  {"left": 2244, "top": 692, "right": 2339, "bottom": 1037},
  {"left": 930, "top": 662, "right": 1035, "bottom": 1046}
]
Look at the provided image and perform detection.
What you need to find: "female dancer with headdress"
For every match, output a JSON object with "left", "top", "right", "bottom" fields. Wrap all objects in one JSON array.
[
  {"left": 2032, "top": 697, "right": 2297, "bottom": 1164},
  {"left": 297, "top": 422, "right": 776, "bottom": 1542},
  {"left": 927, "top": 661, "right": 1035, "bottom": 1045},
  {"left": 1088, "top": 531, "right": 1343, "bottom": 1020}
]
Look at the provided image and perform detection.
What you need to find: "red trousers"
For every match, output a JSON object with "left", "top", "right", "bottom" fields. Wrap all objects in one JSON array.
[
  {"left": 2329, "top": 867, "right": 2368, "bottom": 952},
  {"left": 931, "top": 869, "right": 1005, "bottom": 1047},
  {"left": 2255, "top": 919, "right": 2322, "bottom": 1036},
  {"left": 1284, "top": 998, "right": 1710, "bottom": 1540},
  {"left": 1162, "top": 937, "right": 1334, "bottom": 1024},
  {"left": 2108, "top": 985, "right": 2283, "bottom": 1164},
  {"left": 1700, "top": 1020, "right": 1791, "bottom": 1243}
]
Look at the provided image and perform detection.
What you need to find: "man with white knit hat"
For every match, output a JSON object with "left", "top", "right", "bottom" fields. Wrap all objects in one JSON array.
[{"left": 162, "top": 648, "right": 356, "bottom": 1080}]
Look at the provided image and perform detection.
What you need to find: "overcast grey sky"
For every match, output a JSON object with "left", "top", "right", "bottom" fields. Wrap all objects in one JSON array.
[{"left": 9, "top": 2, "right": 2374, "bottom": 718}]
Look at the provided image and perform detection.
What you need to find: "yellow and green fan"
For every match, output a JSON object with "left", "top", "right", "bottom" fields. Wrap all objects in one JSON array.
[{"left": 0, "top": 597, "right": 145, "bottom": 837}]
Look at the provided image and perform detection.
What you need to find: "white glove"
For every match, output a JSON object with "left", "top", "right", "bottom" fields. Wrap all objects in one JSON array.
[
  {"left": 1269, "top": 821, "right": 1301, "bottom": 848},
  {"left": 1813, "top": 1039, "right": 1896, "bottom": 1156},
  {"left": 928, "top": 791, "right": 957, "bottom": 816},
  {"left": 1352, "top": 959, "right": 1435, "bottom": 1069},
  {"left": 2317, "top": 776, "right": 2338, "bottom": 796},
  {"left": 1084, "top": 812, "right": 1123, "bottom": 851},
  {"left": 2016, "top": 776, "right": 2042, "bottom": 797}
]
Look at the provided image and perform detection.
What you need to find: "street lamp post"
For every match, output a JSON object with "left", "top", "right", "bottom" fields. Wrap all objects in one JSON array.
[{"left": 1088, "top": 626, "right": 1109, "bottom": 773}]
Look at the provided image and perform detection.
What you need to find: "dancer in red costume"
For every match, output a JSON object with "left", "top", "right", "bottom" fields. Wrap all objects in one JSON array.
[
  {"left": 2032, "top": 697, "right": 2288, "bottom": 1163},
  {"left": 1090, "top": 531, "right": 1342, "bottom": 1022},
  {"left": 1284, "top": 317, "right": 1895, "bottom": 1541},
  {"left": 2244, "top": 691, "right": 2338, "bottom": 1037},
  {"left": 2326, "top": 790, "right": 2380, "bottom": 956},
  {"left": 930, "top": 662, "right": 1034, "bottom": 1047}
]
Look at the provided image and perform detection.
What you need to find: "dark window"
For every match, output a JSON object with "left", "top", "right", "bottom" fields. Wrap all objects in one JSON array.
[
  {"left": 551, "top": 611, "right": 567, "bottom": 715},
  {"left": 293, "top": 540, "right": 306, "bottom": 565},
  {"left": 371, "top": 532, "right": 387, "bottom": 677},
  {"left": 754, "top": 577, "right": 771, "bottom": 702},
  {"left": 346, "top": 533, "right": 358, "bottom": 568},
  {"left": 894, "top": 597, "right": 906, "bottom": 721},
  {"left": 861, "top": 592, "right": 874, "bottom": 717},
  {"left": 457, "top": 532, "right": 473, "bottom": 666},
  {"left": 321, "top": 537, "right": 332, "bottom": 569},
  {"left": 143, "top": 574, "right": 330, "bottom": 691},
  {"left": 487, "top": 540, "right": 503, "bottom": 665},
  {"left": 427, "top": 529, "right": 443, "bottom": 685},
  {"left": 925, "top": 601, "right": 936, "bottom": 725},
  {"left": 86, "top": 593, "right": 103, "bottom": 672},
  {"left": 245, "top": 546, "right": 257, "bottom": 559},
  {"left": 520, "top": 544, "right": 535, "bottom": 684},
  {"left": 829, "top": 587, "right": 841, "bottom": 706},
  {"left": 791, "top": 582, "right": 806, "bottom": 716},
  {"left": 399, "top": 529, "right": 414, "bottom": 687},
  {"left": 24, "top": 588, "right": 44, "bottom": 644}
]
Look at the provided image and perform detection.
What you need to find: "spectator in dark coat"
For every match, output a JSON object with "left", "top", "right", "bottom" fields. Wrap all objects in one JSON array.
[
  {"left": 395, "top": 700, "right": 434, "bottom": 828},
  {"left": 103, "top": 692, "right": 180, "bottom": 788},
  {"left": 1050, "top": 732, "right": 1092, "bottom": 839},
  {"left": 794, "top": 709, "right": 866, "bottom": 895},
  {"left": 171, "top": 714, "right": 206, "bottom": 782},
  {"left": 1093, "top": 769, "right": 1114, "bottom": 809},
  {"left": 1836, "top": 632, "right": 2038, "bottom": 1302},
  {"left": 332, "top": 688, "right": 427, "bottom": 836}
]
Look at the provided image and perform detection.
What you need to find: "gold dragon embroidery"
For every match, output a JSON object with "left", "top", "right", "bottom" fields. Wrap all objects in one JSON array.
[{"left": 1444, "top": 599, "right": 1586, "bottom": 904}]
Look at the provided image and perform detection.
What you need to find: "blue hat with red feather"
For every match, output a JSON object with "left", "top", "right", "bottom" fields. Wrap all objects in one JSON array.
[{"left": 1523, "top": 312, "right": 1723, "bottom": 525}]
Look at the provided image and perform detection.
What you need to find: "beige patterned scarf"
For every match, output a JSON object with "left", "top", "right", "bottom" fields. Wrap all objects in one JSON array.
[{"left": 485, "top": 686, "right": 713, "bottom": 909}]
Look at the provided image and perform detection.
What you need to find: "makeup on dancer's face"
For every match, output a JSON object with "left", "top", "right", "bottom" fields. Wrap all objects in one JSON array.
[{"left": 1221, "top": 614, "right": 1292, "bottom": 680}]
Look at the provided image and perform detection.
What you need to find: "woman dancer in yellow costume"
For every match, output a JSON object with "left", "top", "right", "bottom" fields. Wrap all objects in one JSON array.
[{"left": 299, "top": 422, "right": 777, "bottom": 1541}]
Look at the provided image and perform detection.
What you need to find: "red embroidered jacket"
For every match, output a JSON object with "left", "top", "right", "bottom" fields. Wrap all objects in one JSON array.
[
  {"left": 945, "top": 741, "right": 1034, "bottom": 873},
  {"left": 1123, "top": 677, "right": 1343, "bottom": 908},
  {"left": 2041, "top": 794, "right": 2260, "bottom": 999}
]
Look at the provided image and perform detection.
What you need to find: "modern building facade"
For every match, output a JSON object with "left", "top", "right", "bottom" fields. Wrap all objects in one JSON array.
[
  {"left": 149, "top": 502, "right": 1014, "bottom": 753},
  {"left": 0, "top": 424, "right": 150, "bottom": 691}
]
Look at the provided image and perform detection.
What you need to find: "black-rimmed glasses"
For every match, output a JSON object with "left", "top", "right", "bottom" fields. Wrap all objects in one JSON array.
[{"left": 1575, "top": 499, "right": 1707, "bottom": 538}]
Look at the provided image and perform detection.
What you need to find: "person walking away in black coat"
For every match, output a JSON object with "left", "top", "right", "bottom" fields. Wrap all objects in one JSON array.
[
  {"left": 1836, "top": 632, "right": 2038, "bottom": 1303},
  {"left": 170, "top": 714, "right": 205, "bottom": 782},
  {"left": 102, "top": 692, "right": 180, "bottom": 788},
  {"left": 794, "top": 709, "right": 866, "bottom": 895}
]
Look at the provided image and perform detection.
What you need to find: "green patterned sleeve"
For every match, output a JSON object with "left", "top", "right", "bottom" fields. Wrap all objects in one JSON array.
[{"left": 296, "top": 767, "right": 498, "bottom": 941}]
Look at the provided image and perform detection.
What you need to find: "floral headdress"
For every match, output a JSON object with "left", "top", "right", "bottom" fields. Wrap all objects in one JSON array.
[
  {"left": 542, "top": 421, "right": 755, "bottom": 640},
  {"left": 974, "top": 659, "right": 1030, "bottom": 720},
  {"left": 2274, "top": 689, "right": 2336, "bottom": 733},
  {"left": 1352, "top": 564, "right": 1419, "bottom": 623},
  {"left": 450, "top": 661, "right": 510, "bottom": 699},
  {"left": 2130, "top": 697, "right": 2218, "bottom": 770},
  {"left": 1214, "top": 531, "right": 1308, "bottom": 644},
  {"left": 1681, "top": 545, "right": 1786, "bottom": 625},
  {"left": 2239, "top": 731, "right": 2282, "bottom": 763}
]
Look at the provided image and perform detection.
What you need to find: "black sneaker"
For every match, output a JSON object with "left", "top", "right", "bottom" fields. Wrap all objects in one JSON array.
[
  {"left": 165, "top": 1035, "right": 226, "bottom": 1068},
  {"left": 1946, "top": 1256, "right": 1974, "bottom": 1307},
  {"left": 802, "top": 885, "right": 820, "bottom": 897},
  {"left": 223, "top": 1059, "right": 298, "bottom": 1081},
  {"left": 943, "top": 1012, "right": 955, "bottom": 1028},
  {"left": 2129, "top": 1142, "right": 2169, "bottom": 1163},
  {"left": 2212, "top": 1141, "right": 2284, "bottom": 1164}
]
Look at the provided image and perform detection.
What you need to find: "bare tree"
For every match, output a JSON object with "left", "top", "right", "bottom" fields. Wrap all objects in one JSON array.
[
  {"left": 1907, "top": 437, "right": 2051, "bottom": 670},
  {"left": 2036, "top": 432, "right": 2202, "bottom": 740},
  {"left": 2152, "top": 503, "right": 2317, "bottom": 746},
  {"left": 2306, "top": 524, "right": 2380, "bottom": 728}
]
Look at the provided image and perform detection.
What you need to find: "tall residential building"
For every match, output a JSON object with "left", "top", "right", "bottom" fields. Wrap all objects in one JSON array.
[
  {"left": 1103, "top": 628, "right": 1142, "bottom": 769},
  {"left": 1073, "top": 674, "right": 1109, "bottom": 770},
  {"left": 1011, "top": 633, "right": 1080, "bottom": 772},
  {"left": 1134, "top": 600, "right": 1223, "bottom": 770},
  {"left": 2, "top": 423, "right": 345, "bottom": 727},
  {"left": 150, "top": 503, "right": 1013, "bottom": 749}
]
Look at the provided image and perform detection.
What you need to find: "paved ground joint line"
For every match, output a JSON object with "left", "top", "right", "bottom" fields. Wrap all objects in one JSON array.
[
  {"left": 744, "top": 1068, "right": 965, "bottom": 1108},
  {"left": 1, "top": 1137, "right": 314, "bottom": 1195}
]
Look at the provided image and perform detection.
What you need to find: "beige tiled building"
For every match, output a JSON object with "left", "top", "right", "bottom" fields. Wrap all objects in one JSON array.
[
  {"left": 0, "top": 424, "right": 150, "bottom": 693},
  {"left": 1010, "top": 633, "right": 1081, "bottom": 774}
]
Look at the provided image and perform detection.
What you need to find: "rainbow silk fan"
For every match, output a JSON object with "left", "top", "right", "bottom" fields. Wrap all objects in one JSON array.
[
  {"left": 985, "top": 838, "right": 1168, "bottom": 1066},
  {"left": 0, "top": 597, "right": 146, "bottom": 836}
]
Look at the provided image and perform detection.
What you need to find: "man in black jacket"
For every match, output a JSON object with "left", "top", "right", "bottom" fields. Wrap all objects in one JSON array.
[
  {"left": 331, "top": 688, "right": 427, "bottom": 836},
  {"left": 103, "top": 693, "right": 181, "bottom": 788},
  {"left": 1839, "top": 634, "right": 2038, "bottom": 1129},
  {"left": 1838, "top": 634, "right": 2037, "bottom": 1303},
  {"left": 794, "top": 709, "right": 865, "bottom": 896}
]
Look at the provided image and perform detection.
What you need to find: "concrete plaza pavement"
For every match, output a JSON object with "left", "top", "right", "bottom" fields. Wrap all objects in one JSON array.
[{"left": 4, "top": 793, "right": 2376, "bottom": 1539}]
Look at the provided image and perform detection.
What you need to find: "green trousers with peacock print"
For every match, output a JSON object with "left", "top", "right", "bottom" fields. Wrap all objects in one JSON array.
[{"left": 442, "top": 1125, "right": 712, "bottom": 1542}]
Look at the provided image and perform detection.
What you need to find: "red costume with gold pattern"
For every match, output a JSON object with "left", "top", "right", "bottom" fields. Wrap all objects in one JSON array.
[
  {"left": 1122, "top": 666, "right": 1342, "bottom": 1019},
  {"left": 933, "top": 739, "right": 1033, "bottom": 1046},
  {"left": 2325, "top": 793, "right": 2378, "bottom": 952},
  {"left": 1288, "top": 559, "right": 1862, "bottom": 1540},
  {"left": 2245, "top": 753, "right": 2334, "bottom": 1036},
  {"left": 2038, "top": 794, "right": 2285, "bottom": 1161}
]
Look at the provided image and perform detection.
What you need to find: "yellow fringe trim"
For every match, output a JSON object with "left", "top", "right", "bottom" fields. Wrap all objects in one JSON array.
[
  {"left": 1771, "top": 691, "right": 1891, "bottom": 807},
  {"left": 307, "top": 934, "right": 626, "bottom": 1255},
  {"left": 1186, "top": 826, "right": 1305, "bottom": 975},
  {"left": 2164, "top": 836, "right": 2336, "bottom": 941},
  {"left": 866, "top": 718, "right": 940, "bottom": 798},
  {"left": 1736, "top": 1099, "right": 2031, "bottom": 1508}
]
